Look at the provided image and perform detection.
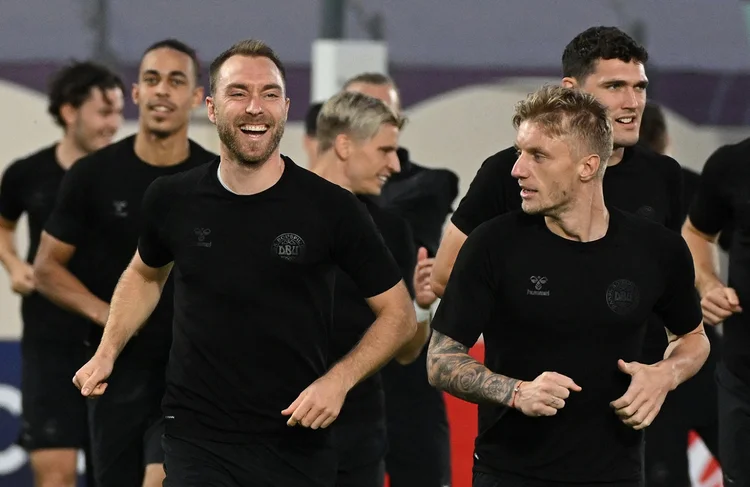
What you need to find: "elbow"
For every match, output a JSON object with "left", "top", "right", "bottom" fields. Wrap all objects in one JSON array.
[
  {"left": 430, "top": 273, "right": 447, "bottom": 298},
  {"left": 393, "top": 308, "right": 420, "bottom": 365},
  {"left": 32, "top": 258, "right": 54, "bottom": 295}
]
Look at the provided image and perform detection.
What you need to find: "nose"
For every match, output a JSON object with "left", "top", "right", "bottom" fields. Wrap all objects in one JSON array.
[
  {"left": 246, "top": 95, "right": 264, "bottom": 116},
  {"left": 155, "top": 79, "right": 170, "bottom": 97},
  {"left": 510, "top": 153, "right": 527, "bottom": 180},
  {"left": 622, "top": 87, "right": 639, "bottom": 110},
  {"left": 387, "top": 151, "right": 401, "bottom": 174}
]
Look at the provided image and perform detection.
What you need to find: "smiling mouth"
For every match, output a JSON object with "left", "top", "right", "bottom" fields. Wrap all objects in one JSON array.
[
  {"left": 615, "top": 116, "right": 635, "bottom": 126},
  {"left": 239, "top": 124, "right": 269, "bottom": 137}
]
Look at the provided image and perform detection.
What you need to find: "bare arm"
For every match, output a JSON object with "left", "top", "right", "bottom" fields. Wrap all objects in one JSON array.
[
  {"left": 0, "top": 216, "right": 34, "bottom": 295},
  {"left": 96, "top": 251, "right": 172, "bottom": 361},
  {"left": 33, "top": 231, "right": 109, "bottom": 326},
  {"left": 0, "top": 216, "right": 24, "bottom": 272},
  {"left": 426, "top": 330, "right": 519, "bottom": 405},
  {"left": 327, "top": 281, "right": 417, "bottom": 391},
  {"left": 393, "top": 310, "right": 431, "bottom": 364},
  {"left": 682, "top": 217, "right": 723, "bottom": 295},
  {"left": 431, "top": 222, "right": 468, "bottom": 297},
  {"left": 659, "top": 322, "right": 711, "bottom": 390}
]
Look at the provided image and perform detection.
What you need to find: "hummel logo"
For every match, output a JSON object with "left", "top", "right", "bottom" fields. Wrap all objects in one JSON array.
[
  {"left": 527, "top": 276, "right": 550, "bottom": 296},
  {"left": 194, "top": 228, "right": 212, "bottom": 247}
]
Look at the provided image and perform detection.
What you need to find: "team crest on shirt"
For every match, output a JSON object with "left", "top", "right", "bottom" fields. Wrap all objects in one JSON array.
[
  {"left": 606, "top": 279, "right": 640, "bottom": 315},
  {"left": 635, "top": 205, "right": 656, "bottom": 221},
  {"left": 112, "top": 200, "right": 128, "bottom": 217},
  {"left": 193, "top": 228, "right": 212, "bottom": 248},
  {"left": 272, "top": 233, "right": 306, "bottom": 262}
]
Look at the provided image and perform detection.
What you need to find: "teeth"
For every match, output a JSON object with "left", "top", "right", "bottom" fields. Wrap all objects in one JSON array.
[
  {"left": 153, "top": 106, "right": 170, "bottom": 112},
  {"left": 240, "top": 124, "right": 268, "bottom": 133},
  {"left": 378, "top": 176, "right": 388, "bottom": 183},
  {"left": 617, "top": 117, "right": 633, "bottom": 123}
]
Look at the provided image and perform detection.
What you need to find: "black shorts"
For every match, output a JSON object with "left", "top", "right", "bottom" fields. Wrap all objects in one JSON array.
[
  {"left": 716, "top": 361, "right": 750, "bottom": 487},
  {"left": 332, "top": 419, "right": 387, "bottom": 487},
  {"left": 87, "top": 354, "right": 166, "bottom": 487},
  {"left": 473, "top": 471, "right": 642, "bottom": 487},
  {"left": 162, "top": 434, "right": 337, "bottom": 487},
  {"left": 18, "top": 338, "right": 90, "bottom": 451}
]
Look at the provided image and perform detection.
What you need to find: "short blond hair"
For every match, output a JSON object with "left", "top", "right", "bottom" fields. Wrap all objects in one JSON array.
[
  {"left": 513, "top": 85, "right": 613, "bottom": 176},
  {"left": 316, "top": 91, "right": 401, "bottom": 153}
]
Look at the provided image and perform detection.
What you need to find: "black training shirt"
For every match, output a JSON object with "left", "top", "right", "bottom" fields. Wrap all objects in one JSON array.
[
  {"left": 138, "top": 156, "right": 404, "bottom": 445},
  {"left": 432, "top": 208, "right": 702, "bottom": 483}
]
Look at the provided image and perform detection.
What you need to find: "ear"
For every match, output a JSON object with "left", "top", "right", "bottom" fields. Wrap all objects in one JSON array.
[
  {"left": 131, "top": 82, "right": 139, "bottom": 105},
  {"left": 333, "top": 133, "right": 352, "bottom": 161},
  {"left": 59, "top": 103, "right": 77, "bottom": 129},
  {"left": 579, "top": 154, "right": 601, "bottom": 181},
  {"left": 284, "top": 97, "right": 291, "bottom": 118},
  {"left": 206, "top": 96, "right": 217, "bottom": 125},
  {"left": 561, "top": 77, "right": 578, "bottom": 89},
  {"left": 192, "top": 85, "right": 205, "bottom": 109}
]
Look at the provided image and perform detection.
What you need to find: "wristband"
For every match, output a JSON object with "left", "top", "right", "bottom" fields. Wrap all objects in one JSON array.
[
  {"left": 510, "top": 381, "right": 524, "bottom": 409},
  {"left": 414, "top": 302, "right": 431, "bottom": 323}
]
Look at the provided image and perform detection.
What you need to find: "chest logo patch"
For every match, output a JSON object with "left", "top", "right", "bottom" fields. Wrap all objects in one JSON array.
[
  {"left": 273, "top": 233, "right": 306, "bottom": 262},
  {"left": 606, "top": 279, "right": 640, "bottom": 315},
  {"left": 527, "top": 276, "right": 549, "bottom": 296}
]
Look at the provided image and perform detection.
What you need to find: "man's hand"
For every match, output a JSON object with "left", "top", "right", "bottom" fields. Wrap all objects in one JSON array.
[
  {"left": 513, "top": 371, "right": 582, "bottom": 417},
  {"left": 610, "top": 359, "right": 673, "bottom": 430},
  {"left": 281, "top": 373, "right": 349, "bottom": 430},
  {"left": 73, "top": 354, "right": 115, "bottom": 397},
  {"left": 701, "top": 285, "right": 742, "bottom": 325},
  {"left": 414, "top": 247, "right": 437, "bottom": 310},
  {"left": 9, "top": 262, "right": 34, "bottom": 296}
]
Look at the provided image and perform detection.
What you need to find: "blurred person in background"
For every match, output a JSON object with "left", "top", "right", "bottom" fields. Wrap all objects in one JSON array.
[
  {"left": 303, "top": 101, "right": 324, "bottom": 170},
  {"left": 312, "top": 90, "right": 433, "bottom": 487},
  {"left": 0, "top": 60, "right": 124, "bottom": 487},
  {"left": 344, "top": 73, "right": 452, "bottom": 487},
  {"left": 682, "top": 106, "right": 750, "bottom": 487},
  {"left": 637, "top": 101, "right": 721, "bottom": 487},
  {"left": 33, "top": 39, "right": 214, "bottom": 487}
]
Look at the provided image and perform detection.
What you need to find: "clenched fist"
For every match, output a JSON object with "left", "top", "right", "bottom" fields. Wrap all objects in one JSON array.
[{"left": 513, "top": 371, "right": 582, "bottom": 417}]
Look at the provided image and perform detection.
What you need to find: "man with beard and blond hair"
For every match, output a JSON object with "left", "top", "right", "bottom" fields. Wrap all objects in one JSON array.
[
  {"left": 71, "top": 39, "right": 418, "bottom": 487},
  {"left": 0, "top": 60, "right": 124, "bottom": 487},
  {"left": 34, "top": 39, "right": 215, "bottom": 486}
]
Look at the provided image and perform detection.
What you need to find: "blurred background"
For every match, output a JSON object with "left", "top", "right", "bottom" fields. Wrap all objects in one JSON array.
[{"left": 1, "top": 0, "right": 747, "bottom": 485}]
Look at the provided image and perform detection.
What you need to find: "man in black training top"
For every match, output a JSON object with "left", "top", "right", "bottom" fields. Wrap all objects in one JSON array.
[
  {"left": 34, "top": 39, "right": 213, "bottom": 487},
  {"left": 637, "top": 102, "right": 721, "bottom": 487},
  {"left": 427, "top": 85, "right": 710, "bottom": 487},
  {"left": 0, "top": 60, "right": 124, "bottom": 487},
  {"left": 344, "top": 73, "right": 454, "bottom": 487},
  {"left": 312, "top": 90, "right": 435, "bottom": 487},
  {"left": 432, "top": 27, "right": 684, "bottom": 299},
  {"left": 682, "top": 111, "right": 750, "bottom": 486},
  {"left": 72, "top": 39, "right": 417, "bottom": 487}
]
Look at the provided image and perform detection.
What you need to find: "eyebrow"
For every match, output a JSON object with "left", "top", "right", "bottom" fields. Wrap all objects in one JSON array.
[
  {"left": 515, "top": 144, "right": 550, "bottom": 157},
  {"left": 143, "top": 69, "right": 188, "bottom": 79},
  {"left": 601, "top": 78, "right": 649, "bottom": 89},
  {"left": 224, "top": 82, "right": 283, "bottom": 92}
]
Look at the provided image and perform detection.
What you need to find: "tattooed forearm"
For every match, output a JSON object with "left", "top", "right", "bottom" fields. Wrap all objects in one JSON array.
[{"left": 426, "top": 330, "right": 519, "bottom": 406}]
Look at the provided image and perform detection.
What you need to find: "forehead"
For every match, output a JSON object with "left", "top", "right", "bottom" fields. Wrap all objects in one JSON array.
[
  {"left": 346, "top": 83, "right": 398, "bottom": 109},
  {"left": 82, "top": 86, "right": 124, "bottom": 108},
  {"left": 140, "top": 47, "right": 195, "bottom": 78},
  {"left": 217, "top": 55, "right": 284, "bottom": 90},
  {"left": 587, "top": 58, "right": 647, "bottom": 83},
  {"left": 369, "top": 123, "right": 399, "bottom": 143},
  {"left": 516, "top": 120, "right": 569, "bottom": 152}
]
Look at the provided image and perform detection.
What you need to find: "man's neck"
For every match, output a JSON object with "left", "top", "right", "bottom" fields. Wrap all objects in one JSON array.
[
  {"left": 311, "top": 152, "right": 353, "bottom": 193},
  {"left": 607, "top": 146, "right": 626, "bottom": 167},
  {"left": 218, "top": 148, "right": 285, "bottom": 196},
  {"left": 134, "top": 127, "right": 190, "bottom": 168},
  {"left": 55, "top": 135, "right": 89, "bottom": 170},
  {"left": 544, "top": 183, "right": 609, "bottom": 242}
]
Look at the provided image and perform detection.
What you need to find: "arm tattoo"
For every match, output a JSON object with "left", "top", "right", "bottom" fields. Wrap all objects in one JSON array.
[{"left": 426, "top": 330, "right": 519, "bottom": 406}]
